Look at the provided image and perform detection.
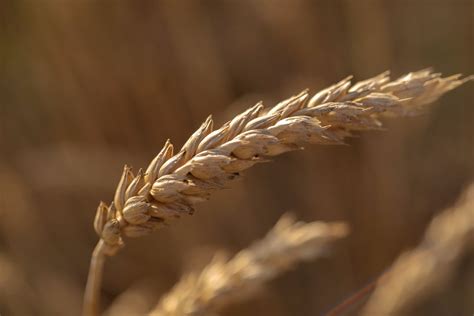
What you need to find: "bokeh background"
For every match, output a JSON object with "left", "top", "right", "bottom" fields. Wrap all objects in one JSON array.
[{"left": 1, "top": 0, "right": 473, "bottom": 315}]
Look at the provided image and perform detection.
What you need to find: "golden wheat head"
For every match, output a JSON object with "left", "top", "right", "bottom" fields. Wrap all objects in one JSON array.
[
  {"left": 92, "top": 69, "right": 471, "bottom": 255},
  {"left": 152, "top": 214, "right": 348, "bottom": 316}
]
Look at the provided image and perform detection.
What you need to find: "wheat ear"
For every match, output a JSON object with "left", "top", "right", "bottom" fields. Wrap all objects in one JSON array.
[
  {"left": 83, "top": 69, "right": 471, "bottom": 316},
  {"left": 150, "top": 214, "right": 348, "bottom": 316},
  {"left": 362, "top": 184, "right": 474, "bottom": 316}
]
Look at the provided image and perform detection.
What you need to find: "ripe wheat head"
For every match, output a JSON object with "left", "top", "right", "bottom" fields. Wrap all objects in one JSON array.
[
  {"left": 362, "top": 184, "right": 474, "bottom": 316},
  {"left": 93, "top": 69, "right": 471, "bottom": 255},
  {"left": 151, "top": 214, "right": 348, "bottom": 316}
]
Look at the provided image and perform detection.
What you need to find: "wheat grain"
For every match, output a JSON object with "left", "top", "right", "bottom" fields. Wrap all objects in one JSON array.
[
  {"left": 361, "top": 184, "right": 474, "bottom": 316},
  {"left": 83, "top": 69, "right": 471, "bottom": 316},
  {"left": 151, "top": 214, "right": 348, "bottom": 316}
]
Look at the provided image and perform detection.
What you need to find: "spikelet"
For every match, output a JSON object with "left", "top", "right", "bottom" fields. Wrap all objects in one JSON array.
[{"left": 93, "top": 202, "right": 108, "bottom": 236}]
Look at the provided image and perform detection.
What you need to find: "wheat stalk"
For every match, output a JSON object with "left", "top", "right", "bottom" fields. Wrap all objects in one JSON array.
[
  {"left": 83, "top": 69, "right": 471, "bottom": 316},
  {"left": 151, "top": 214, "right": 348, "bottom": 316},
  {"left": 361, "top": 184, "right": 474, "bottom": 316}
]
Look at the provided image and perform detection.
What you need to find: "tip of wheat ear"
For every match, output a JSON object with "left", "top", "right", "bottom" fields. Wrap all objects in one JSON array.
[{"left": 93, "top": 69, "right": 471, "bottom": 254}]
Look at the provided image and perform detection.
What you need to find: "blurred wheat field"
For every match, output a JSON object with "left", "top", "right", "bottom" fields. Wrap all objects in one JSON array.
[{"left": 1, "top": 1, "right": 473, "bottom": 316}]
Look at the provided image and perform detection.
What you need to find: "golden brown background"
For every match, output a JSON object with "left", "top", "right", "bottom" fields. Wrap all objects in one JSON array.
[{"left": 1, "top": 0, "right": 473, "bottom": 315}]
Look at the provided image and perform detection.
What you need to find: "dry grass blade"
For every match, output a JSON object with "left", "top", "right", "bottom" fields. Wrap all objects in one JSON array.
[
  {"left": 361, "top": 184, "right": 474, "bottom": 316},
  {"left": 151, "top": 214, "right": 349, "bottom": 316},
  {"left": 83, "top": 69, "right": 471, "bottom": 316}
]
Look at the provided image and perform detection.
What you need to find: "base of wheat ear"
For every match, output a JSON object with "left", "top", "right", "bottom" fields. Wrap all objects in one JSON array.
[{"left": 93, "top": 69, "right": 471, "bottom": 255}]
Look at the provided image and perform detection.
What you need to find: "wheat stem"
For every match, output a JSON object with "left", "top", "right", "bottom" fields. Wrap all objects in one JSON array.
[
  {"left": 83, "top": 240, "right": 107, "bottom": 316},
  {"left": 324, "top": 274, "right": 381, "bottom": 316}
]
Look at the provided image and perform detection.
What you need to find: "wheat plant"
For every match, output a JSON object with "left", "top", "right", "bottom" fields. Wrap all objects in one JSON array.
[
  {"left": 151, "top": 214, "right": 348, "bottom": 316},
  {"left": 84, "top": 69, "right": 471, "bottom": 316},
  {"left": 362, "top": 184, "right": 474, "bottom": 316}
]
